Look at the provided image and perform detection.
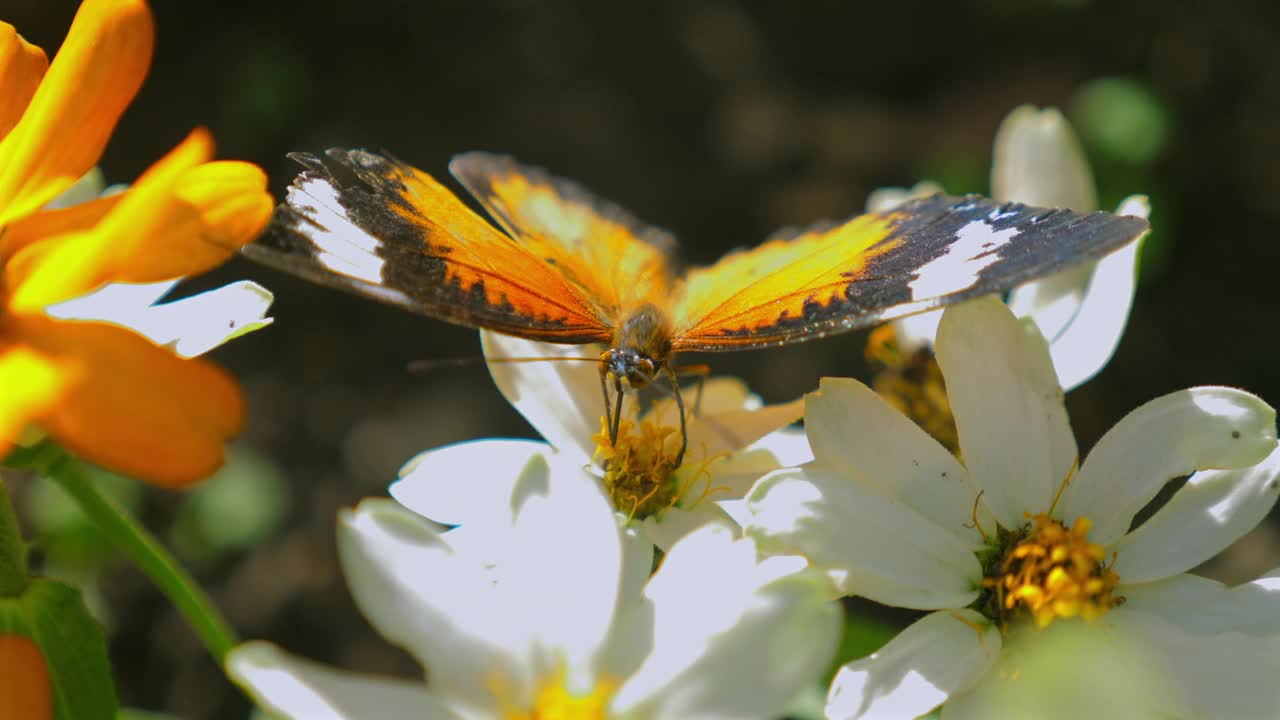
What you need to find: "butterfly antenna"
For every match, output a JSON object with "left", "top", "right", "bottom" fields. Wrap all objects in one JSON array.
[{"left": 409, "top": 355, "right": 597, "bottom": 374}]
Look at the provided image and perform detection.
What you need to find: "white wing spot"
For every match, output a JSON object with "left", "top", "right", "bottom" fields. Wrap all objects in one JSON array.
[
  {"left": 987, "top": 206, "right": 1021, "bottom": 222},
  {"left": 289, "top": 177, "right": 386, "bottom": 284},
  {"left": 907, "top": 219, "right": 1019, "bottom": 300}
]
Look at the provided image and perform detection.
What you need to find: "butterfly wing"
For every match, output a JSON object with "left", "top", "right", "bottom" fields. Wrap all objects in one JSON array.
[
  {"left": 670, "top": 193, "right": 1149, "bottom": 351},
  {"left": 449, "top": 152, "right": 676, "bottom": 318},
  {"left": 244, "top": 149, "right": 614, "bottom": 343}
]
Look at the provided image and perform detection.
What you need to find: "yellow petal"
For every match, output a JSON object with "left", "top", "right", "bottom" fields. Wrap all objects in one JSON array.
[
  {"left": 5, "top": 129, "right": 211, "bottom": 310},
  {"left": 112, "top": 158, "right": 272, "bottom": 283},
  {"left": 174, "top": 160, "right": 273, "bottom": 254},
  {"left": 0, "top": 22, "right": 49, "bottom": 141},
  {"left": 0, "top": 0, "right": 152, "bottom": 225},
  {"left": 0, "top": 634, "right": 52, "bottom": 720},
  {"left": 8, "top": 314, "right": 244, "bottom": 488},
  {"left": 0, "top": 193, "right": 117, "bottom": 260},
  {"left": 0, "top": 341, "right": 65, "bottom": 452}
]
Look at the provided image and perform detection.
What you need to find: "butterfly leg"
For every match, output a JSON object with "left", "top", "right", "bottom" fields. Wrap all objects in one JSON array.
[
  {"left": 605, "top": 374, "right": 625, "bottom": 446},
  {"left": 674, "top": 363, "right": 710, "bottom": 416},
  {"left": 600, "top": 372, "right": 614, "bottom": 443},
  {"left": 664, "top": 365, "right": 688, "bottom": 468}
]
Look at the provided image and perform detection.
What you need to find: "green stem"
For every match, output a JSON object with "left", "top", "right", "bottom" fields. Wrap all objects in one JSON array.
[
  {"left": 22, "top": 442, "right": 237, "bottom": 661},
  {"left": 0, "top": 473, "right": 29, "bottom": 597}
]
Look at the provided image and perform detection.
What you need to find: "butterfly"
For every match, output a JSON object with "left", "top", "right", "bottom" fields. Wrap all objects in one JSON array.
[{"left": 244, "top": 149, "right": 1149, "bottom": 464}]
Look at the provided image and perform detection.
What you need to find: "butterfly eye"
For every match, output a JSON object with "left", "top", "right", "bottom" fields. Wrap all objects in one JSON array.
[{"left": 628, "top": 357, "right": 657, "bottom": 388}]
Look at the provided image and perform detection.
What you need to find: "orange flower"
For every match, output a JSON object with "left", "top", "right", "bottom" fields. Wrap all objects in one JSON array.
[
  {"left": 0, "top": 634, "right": 52, "bottom": 720},
  {"left": 0, "top": 0, "right": 272, "bottom": 486}
]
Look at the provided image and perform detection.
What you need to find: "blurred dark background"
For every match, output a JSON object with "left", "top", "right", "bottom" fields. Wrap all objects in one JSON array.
[{"left": 6, "top": 0, "right": 1280, "bottom": 717}]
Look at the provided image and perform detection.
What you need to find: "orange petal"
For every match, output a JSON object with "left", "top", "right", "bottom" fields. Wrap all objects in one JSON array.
[
  {"left": 8, "top": 314, "right": 244, "bottom": 488},
  {"left": 0, "top": 340, "right": 65, "bottom": 452},
  {"left": 0, "top": 22, "right": 49, "bottom": 141},
  {"left": 5, "top": 129, "right": 211, "bottom": 311},
  {"left": 0, "top": 634, "right": 52, "bottom": 720},
  {"left": 0, "top": 0, "right": 153, "bottom": 226}
]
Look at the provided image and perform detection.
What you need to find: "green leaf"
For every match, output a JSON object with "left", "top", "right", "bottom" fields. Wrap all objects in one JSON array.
[
  {"left": 1073, "top": 77, "right": 1170, "bottom": 167},
  {"left": 827, "top": 605, "right": 903, "bottom": 679},
  {"left": 0, "top": 578, "right": 118, "bottom": 720},
  {"left": 171, "top": 448, "right": 288, "bottom": 562}
]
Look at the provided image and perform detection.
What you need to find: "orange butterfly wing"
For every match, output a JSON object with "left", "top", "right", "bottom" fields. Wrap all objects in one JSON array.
[
  {"left": 449, "top": 152, "right": 676, "bottom": 323},
  {"left": 671, "top": 194, "right": 1149, "bottom": 351},
  {"left": 244, "top": 149, "right": 613, "bottom": 342}
]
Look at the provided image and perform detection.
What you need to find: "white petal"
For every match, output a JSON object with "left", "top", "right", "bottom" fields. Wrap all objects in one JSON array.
[
  {"left": 1061, "top": 387, "right": 1277, "bottom": 546},
  {"left": 226, "top": 641, "right": 450, "bottom": 720},
  {"left": 1225, "top": 568, "right": 1280, "bottom": 635},
  {"left": 636, "top": 503, "right": 736, "bottom": 551},
  {"left": 1043, "top": 235, "right": 1143, "bottom": 391},
  {"left": 1108, "top": 608, "right": 1280, "bottom": 719},
  {"left": 1113, "top": 444, "right": 1280, "bottom": 582},
  {"left": 1009, "top": 196, "right": 1148, "bottom": 392},
  {"left": 935, "top": 297, "right": 1077, "bottom": 529},
  {"left": 48, "top": 280, "right": 275, "bottom": 357},
  {"left": 612, "top": 527, "right": 839, "bottom": 720},
  {"left": 46, "top": 280, "right": 177, "bottom": 319},
  {"left": 951, "top": 105, "right": 1111, "bottom": 372},
  {"left": 744, "top": 426, "right": 813, "bottom": 466},
  {"left": 161, "top": 281, "right": 276, "bottom": 357},
  {"left": 942, "top": 615, "right": 1179, "bottom": 720},
  {"left": 390, "top": 439, "right": 551, "bottom": 526},
  {"left": 746, "top": 465, "right": 982, "bottom": 608},
  {"left": 683, "top": 397, "right": 803, "bottom": 460},
  {"left": 705, "top": 427, "right": 812, "bottom": 500},
  {"left": 618, "top": 524, "right": 656, "bottom": 606},
  {"left": 825, "top": 609, "right": 999, "bottom": 720},
  {"left": 990, "top": 105, "right": 1097, "bottom": 211},
  {"left": 1005, "top": 265, "right": 1092, "bottom": 359},
  {"left": 688, "top": 376, "right": 758, "bottom": 414},
  {"left": 865, "top": 180, "right": 945, "bottom": 213},
  {"left": 1122, "top": 567, "right": 1280, "bottom": 636},
  {"left": 337, "top": 499, "right": 521, "bottom": 712},
  {"left": 495, "top": 452, "right": 624, "bottom": 691},
  {"left": 482, "top": 330, "right": 602, "bottom": 462},
  {"left": 804, "top": 377, "right": 987, "bottom": 546},
  {"left": 888, "top": 310, "right": 943, "bottom": 353}
]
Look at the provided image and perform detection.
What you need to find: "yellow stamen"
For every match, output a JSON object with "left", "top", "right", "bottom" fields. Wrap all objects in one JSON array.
[
  {"left": 592, "top": 416, "right": 728, "bottom": 521},
  {"left": 981, "top": 514, "right": 1119, "bottom": 629},
  {"left": 501, "top": 665, "right": 619, "bottom": 720},
  {"left": 865, "top": 324, "right": 959, "bottom": 454},
  {"left": 593, "top": 416, "right": 682, "bottom": 520}
]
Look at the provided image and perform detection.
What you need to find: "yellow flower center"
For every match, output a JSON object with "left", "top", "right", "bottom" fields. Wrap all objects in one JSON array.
[
  {"left": 865, "top": 325, "right": 959, "bottom": 454},
  {"left": 980, "top": 513, "right": 1119, "bottom": 629},
  {"left": 593, "top": 416, "right": 683, "bottom": 519},
  {"left": 502, "top": 666, "right": 619, "bottom": 720}
]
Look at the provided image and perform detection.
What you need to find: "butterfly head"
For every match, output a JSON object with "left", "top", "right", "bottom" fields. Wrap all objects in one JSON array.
[
  {"left": 603, "top": 303, "right": 674, "bottom": 390},
  {"left": 600, "top": 347, "right": 658, "bottom": 389}
]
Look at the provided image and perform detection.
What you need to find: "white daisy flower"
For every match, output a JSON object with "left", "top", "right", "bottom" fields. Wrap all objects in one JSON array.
[
  {"left": 868, "top": 105, "right": 1150, "bottom": 392},
  {"left": 39, "top": 168, "right": 274, "bottom": 358},
  {"left": 46, "top": 279, "right": 274, "bottom": 358},
  {"left": 227, "top": 447, "right": 839, "bottom": 719},
  {"left": 390, "top": 330, "right": 808, "bottom": 550},
  {"left": 744, "top": 296, "right": 1280, "bottom": 719}
]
